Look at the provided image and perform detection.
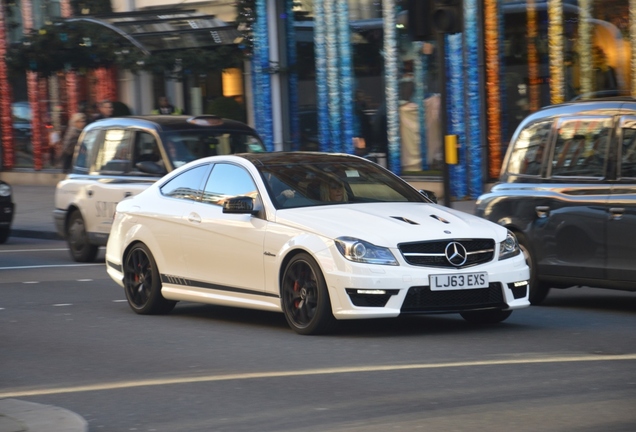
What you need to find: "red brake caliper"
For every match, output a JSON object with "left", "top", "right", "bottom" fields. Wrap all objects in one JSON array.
[{"left": 293, "top": 279, "right": 301, "bottom": 309}]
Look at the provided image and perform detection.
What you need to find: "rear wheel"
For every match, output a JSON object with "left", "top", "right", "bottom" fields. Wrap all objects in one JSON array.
[
  {"left": 460, "top": 309, "right": 512, "bottom": 324},
  {"left": 0, "top": 227, "right": 9, "bottom": 244},
  {"left": 123, "top": 243, "right": 176, "bottom": 315},
  {"left": 516, "top": 232, "right": 550, "bottom": 305},
  {"left": 67, "top": 210, "right": 99, "bottom": 262},
  {"left": 281, "top": 253, "right": 336, "bottom": 335}
]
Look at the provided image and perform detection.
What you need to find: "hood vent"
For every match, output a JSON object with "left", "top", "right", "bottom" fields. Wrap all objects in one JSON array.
[
  {"left": 390, "top": 216, "right": 419, "bottom": 225},
  {"left": 430, "top": 214, "right": 450, "bottom": 224}
]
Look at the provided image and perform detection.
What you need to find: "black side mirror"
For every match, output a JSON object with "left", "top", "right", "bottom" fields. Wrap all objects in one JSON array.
[
  {"left": 419, "top": 189, "right": 438, "bottom": 204},
  {"left": 223, "top": 196, "right": 257, "bottom": 215},
  {"left": 136, "top": 161, "right": 167, "bottom": 175}
]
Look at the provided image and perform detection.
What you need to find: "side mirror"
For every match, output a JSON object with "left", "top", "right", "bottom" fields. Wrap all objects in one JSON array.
[
  {"left": 223, "top": 196, "right": 257, "bottom": 215},
  {"left": 136, "top": 161, "right": 167, "bottom": 175},
  {"left": 419, "top": 189, "right": 438, "bottom": 204}
]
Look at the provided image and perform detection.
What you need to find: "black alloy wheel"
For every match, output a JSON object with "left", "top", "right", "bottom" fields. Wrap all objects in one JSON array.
[
  {"left": 67, "top": 210, "right": 99, "bottom": 262},
  {"left": 123, "top": 243, "right": 176, "bottom": 315},
  {"left": 281, "top": 253, "right": 335, "bottom": 335},
  {"left": 516, "top": 232, "right": 550, "bottom": 305}
]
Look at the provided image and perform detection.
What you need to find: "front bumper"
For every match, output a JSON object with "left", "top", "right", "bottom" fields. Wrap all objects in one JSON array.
[{"left": 0, "top": 201, "right": 15, "bottom": 227}]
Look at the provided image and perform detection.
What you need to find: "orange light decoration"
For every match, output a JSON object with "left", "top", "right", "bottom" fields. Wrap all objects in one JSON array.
[
  {"left": 61, "top": 0, "right": 79, "bottom": 120},
  {"left": 631, "top": 0, "right": 636, "bottom": 96},
  {"left": 527, "top": 0, "right": 540, "bottom": 112},
  {"left": 484, "top": 0, "right": 502, "bottom": 178},
  {"left": 548, "top": 0, "right": 565, "bottom": 104},
  {"left": 0, "top": 10, "right": 15, "bottom": 169},
  {"left": 578, "top": 0, "right": 593, "bottom": 96},
  {"left": 95, "top": 67, "right": 118, "bottom": 103}
]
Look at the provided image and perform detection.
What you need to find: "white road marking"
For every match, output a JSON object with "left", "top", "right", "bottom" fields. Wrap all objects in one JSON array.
[
  {"left": 0, "top": 248, "right": 69, "bottom": 253},
  {"left": 23, "top": 281, "right": 39, "bottom": 284},
  {"left": 0, "top": 264, "right": 103, "bottom": 270},
  {"left": 1, "top": 353, "right": 634, "bottom": 398},
  {"left": 52, "top": 304, "right": 73, "bottom": 307}
]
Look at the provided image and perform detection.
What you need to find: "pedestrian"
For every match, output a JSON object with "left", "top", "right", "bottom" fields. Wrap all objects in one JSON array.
[
  {"left": 61, "top": 113, "right": 87, "bottom": 173},
  {"left": 92, "top": 100, "right": 114, "bottom": 122},
  {"left": 46, "top": 121, "right": 61, "bottom": 168},
  {"left": 152, "top": 96, "right": 182, "bottom": 115}
]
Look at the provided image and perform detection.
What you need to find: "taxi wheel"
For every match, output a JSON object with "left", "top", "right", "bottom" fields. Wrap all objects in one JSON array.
[
  {"left": 0, "top": 227, "right": 9, "bottom": 244},
  {"left": 123, "top": 243, "right": 176, "bottom": 315},
  {"left": 460, "top": 309, "right": 512, "bottom": 324},
  {"left": 281, "top": 253, "right": 336, "bottom": 335},
  {"left": 67, "top": 210, "right": 99, "bottom": 262},
  {"left": 516, "top": 232, "right": 550, "bottom": 305}
]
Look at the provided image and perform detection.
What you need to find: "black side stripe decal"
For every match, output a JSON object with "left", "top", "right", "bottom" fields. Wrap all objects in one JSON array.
[{"left": 160, "top": 274, "right": 279, "bottom": 299}]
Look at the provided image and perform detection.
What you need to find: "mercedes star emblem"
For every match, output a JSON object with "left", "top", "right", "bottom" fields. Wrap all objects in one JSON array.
[{"left": 445, "top": 242, "right": 468, "bottom": 266}]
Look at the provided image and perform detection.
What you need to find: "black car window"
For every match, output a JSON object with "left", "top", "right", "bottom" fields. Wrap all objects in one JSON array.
[
  {"left": 506, "top": 120, "right": 552, "bottom": 177},
  {"left": 202, "top": 163, "right": 258, "bottom": 206},
  {"left": 551, "top": 117, "right": 613, "bottom": 178},
  {"left": 132, "top": 132, "right": 161, "bottom": 168},
  {"left": 160, "top": 164, "right": 210, "bottom": 201},
  {"left": 620, "top": 126, "right": 636, "bottom": 178},
  {"left": 95, "top": 129, "right": 133, "bottom": 174}
]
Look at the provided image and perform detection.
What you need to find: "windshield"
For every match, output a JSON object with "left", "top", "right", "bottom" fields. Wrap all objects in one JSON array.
[
  {"left": 259, "top": 158, "right": 428, "bottom": 209},
  {"left": 163, "top": 131, "right": 265, "bottom": 168}
]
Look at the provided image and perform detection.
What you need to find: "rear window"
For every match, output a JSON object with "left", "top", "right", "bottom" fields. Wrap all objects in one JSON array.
[{"left": 163, "top": 131, "right": 265, "bottom": 168}]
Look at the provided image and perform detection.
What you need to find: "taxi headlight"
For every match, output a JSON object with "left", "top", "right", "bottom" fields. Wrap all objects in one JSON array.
[
  {"left": 0, "top": 183, "right": 11, "bottom": 197},
  {"left": 499, "top": 230, "right": 521, "bottom": 260},
  {"left": 335, "top": 237, "right": 398, "bottom": 265}
]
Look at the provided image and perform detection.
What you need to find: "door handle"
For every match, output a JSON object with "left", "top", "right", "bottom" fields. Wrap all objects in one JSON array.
[
  {"left": 188, "top": 213, "right": 201, "bottom": 223},
  {"left": 87, "top": 190, "right": 93, "bottom": 197},
  {"left": 535, "top": 206, "right": 550, "bottom": 218},
  {"left": 609, "top": 207, "right": 624, "bottom": 221},
  {"left": 124, "top": 192, "right": 132, "bottom": 198}
]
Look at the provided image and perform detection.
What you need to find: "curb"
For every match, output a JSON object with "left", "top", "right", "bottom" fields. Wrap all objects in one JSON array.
[{"left": 0, "top": 399, "right": 87, "bottom": 432}]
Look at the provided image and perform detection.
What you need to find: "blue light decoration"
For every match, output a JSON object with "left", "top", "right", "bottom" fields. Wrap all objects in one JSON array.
[
  {"left": 285, "top": 0, "right": 300, "bottom": 149},
  {"left": 413, "top": 42, "right": 428, "bottom": 170},
  {"left": 447, "top": 33, "right": 467, "bottom": 199},
  {"left": 252, "top": 0, "right": 273, "bottom": 150},
  {"left": 337, "top": 0, "right": 354, "bottom": 155},
  {"left": 382, "top": 0, "right": 401, "bottom": 174},
  {"left": 464, "top": 0, "right": 483, "bottom": 197},
  {"left": 314, "top": 0, "right": 330, "bottom": 150},
  {"left": 326, "top": 0, "right": 340, "bottom": 153}
]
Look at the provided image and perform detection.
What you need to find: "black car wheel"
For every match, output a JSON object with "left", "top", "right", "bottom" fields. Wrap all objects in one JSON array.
[
  {"left": 67, "top": 210, "right": 99, "bottom": 262},
  {"left": 516, "top": 232, "right": 550, "bottom": 305},
  {"left": 460, "top": 309, "right": 512, "bottom": 324},
  {"left": 0, "top": 227, "right": 9, "bottom": 244},
  {"left": 123, "top": 243, "right": 176, "bottom": 315},
  {"left": 281, "top": 253, "right": 336, "bottom": 335}
]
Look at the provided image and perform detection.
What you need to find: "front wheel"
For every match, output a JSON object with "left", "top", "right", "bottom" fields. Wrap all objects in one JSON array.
[
  {"left": 460, "top": 309, "right": 512, "bottom": 324},
  {"left": 281, "top": 253, "right": 336, "bottom": 335},
  {"left": 66, "top": 210, "right": 99, "bottom": 262},
  {"left": 516, "top": 232, "right": 550, "bottom": 305},
  {"left": 123, "top": 243, "right": 176, "bottom": 315}
]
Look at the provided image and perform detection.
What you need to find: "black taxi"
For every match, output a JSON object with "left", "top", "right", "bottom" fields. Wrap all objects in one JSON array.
[
  {"left": 54, "top": 115, "right": 265, "bottom": 262},
  {"left": 476, "top": 98, "right": 636, "bottom": 304}
]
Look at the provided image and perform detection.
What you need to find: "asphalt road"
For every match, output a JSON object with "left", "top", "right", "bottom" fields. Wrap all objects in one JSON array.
[{"left": 1, "top": 237, "right": 635, "bottom": 431}]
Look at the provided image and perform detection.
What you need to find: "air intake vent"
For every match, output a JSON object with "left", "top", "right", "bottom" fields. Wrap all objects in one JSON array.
[{"left": 390, "top": 216, "right": 419, "bottom": 225}]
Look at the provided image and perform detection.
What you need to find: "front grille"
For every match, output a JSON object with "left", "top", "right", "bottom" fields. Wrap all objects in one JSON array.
[
  {"left": 399, "top": 239, "right": 495, "bottom": 269},
  {"left": 401, "top": 283, "right": 505, "bottom": 313}
]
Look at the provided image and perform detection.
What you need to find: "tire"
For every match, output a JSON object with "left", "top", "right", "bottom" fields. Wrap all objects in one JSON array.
[
  {"left": 281, "top": 253, "right": 336, "bottom": 335},
  {"left": 460, "top": 309, "right": 512, "bottom": 324},
  {"left": 66, "top": 210, "right": 99, "bottom": 262},
  {"left": 516, "top": 232, "right": 550, "bottom": 305},
  {"left": 0, "top": 227, "right": 9, "bottom": 244},
  {"left": 123, "top": 243, "right": 176, "bottom": 315}
]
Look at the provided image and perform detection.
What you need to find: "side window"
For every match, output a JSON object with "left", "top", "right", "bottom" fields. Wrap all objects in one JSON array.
[
  {"left": 73, "top": 129, "right": 101, "bottom": 173},
  {"left": 551, "top": 117, "right": 613, "bottom": 177},
  {"left": 160, "top": 164, "right": 210, "bottom": 201},
  {"left": 95, "top": 129, "right": 133, "bottom": 174},
  {"left": 132, "top": 132, "right": 160, "bottom": 168},
  {"left": 620, "top": 127, "right": 636, "bottom": 178},
  {"left": 506, "top": 120, "right": 552, "bottom": 176},
  {"left": 202, "top": 163, "right": 258, "bottom": 206}
]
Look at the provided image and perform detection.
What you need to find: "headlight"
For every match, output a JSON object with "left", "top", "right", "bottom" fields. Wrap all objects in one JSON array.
[
  {"left": 0, "top": 183, "right": 11, "bottom": 197},
  {"left": 499, "top": 230, "right": 520, "bottom": 260},
  {"left": 335, "top": 237, "right": 398, "bottom": 266}
]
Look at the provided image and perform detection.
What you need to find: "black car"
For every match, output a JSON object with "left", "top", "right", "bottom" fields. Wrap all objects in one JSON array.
[
  {"left": 0, "top": 180, "right": 15, "bottom": 244},
  {"left": 476, "top": 98, "right": 636, "bottom": 304},
  {"left": 54, "top": 115, "right": 266, "bottom": 262}
]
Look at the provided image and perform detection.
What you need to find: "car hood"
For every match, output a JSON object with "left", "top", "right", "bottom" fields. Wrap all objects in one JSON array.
[{"left": 275, "top": 202, "right": 507, "bottom": 246}]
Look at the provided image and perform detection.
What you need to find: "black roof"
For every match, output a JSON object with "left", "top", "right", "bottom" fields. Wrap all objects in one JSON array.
[
  {"left": 86, "top": 115, "right": 259, "bottom": 134},
  {"left": 240, "top": 151, "right": 369, "bottom": 167}
]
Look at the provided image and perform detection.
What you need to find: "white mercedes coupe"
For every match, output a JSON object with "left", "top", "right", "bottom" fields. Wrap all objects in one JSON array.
[{"left": 106, "top": 152, "right": 530, "bottom": 335}]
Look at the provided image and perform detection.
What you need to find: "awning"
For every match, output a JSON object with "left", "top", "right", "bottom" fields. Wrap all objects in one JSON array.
[{"left": 68, "top": 8, "right": 242, "bottom": 55}]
